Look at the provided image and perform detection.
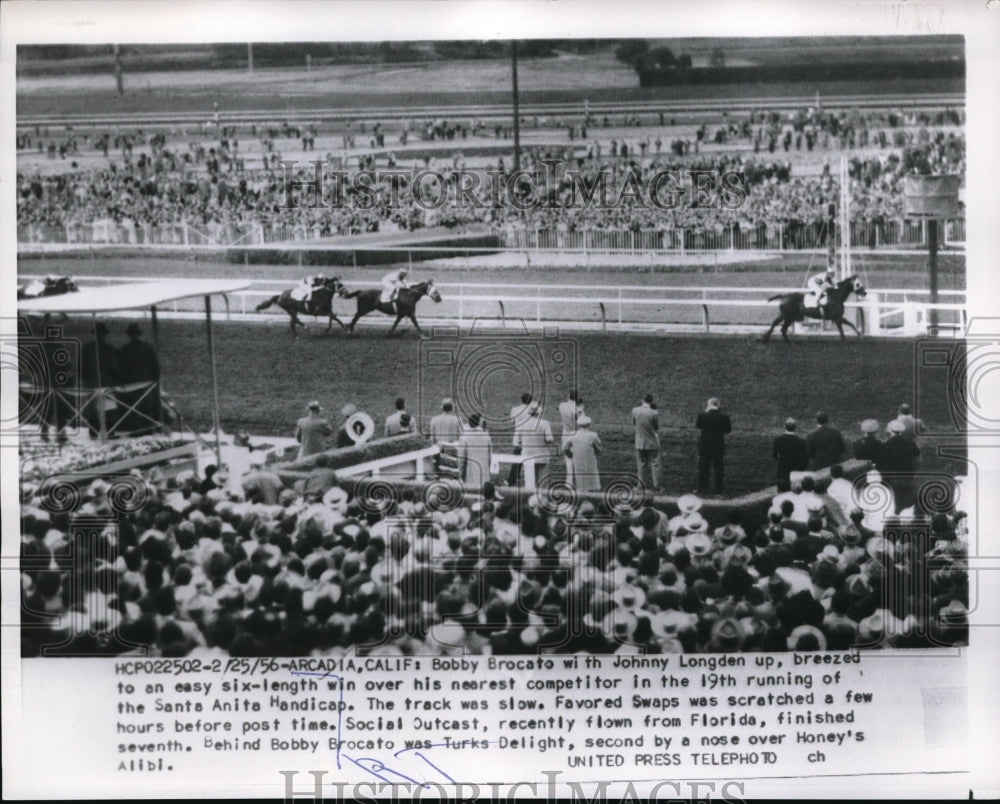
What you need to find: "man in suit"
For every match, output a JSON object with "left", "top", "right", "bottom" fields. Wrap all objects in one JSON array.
[
  {"left": 513, "top": 402, "right": 554, "bottom": 485},
  {"left": 888, "top": 403, "right": 924, "bottom": 444},
  {"left": 631, "top": 393, "right": 660, "bottom": 491},
  {"left": 294, "top": 400, "right": 332, "bottom": 460},
  {"left": 458, "top": 412, "right": 493, "bottom": 491},
  {"left": 879, "top": 419, "right": 921, "bottom": 512},
  {"left": 805, "top": 411, "right": 845, "bottom": 471},
  {"left": 853, "top": 419, "right": 883, "bottom": 464},
  {"left": 695, "top": 397, "right": 732, "bottom": 494},
  {"left": 117, "top": 322, "right": 162, "bottom": 435},
  {"left": 772, "top": 417, "right": 808, "bottom": 484},
  {"left": 384, "top": 396, "right": 414, "bottom": 436},
  {"left": 558, "top": 390, "right": 581, "bottom": 484},
  {"left": 429, "top": 398, "right": 462, "bottom": 445},
  {"left": 80, "top": 321, "right": 119, "bottom": 438}
]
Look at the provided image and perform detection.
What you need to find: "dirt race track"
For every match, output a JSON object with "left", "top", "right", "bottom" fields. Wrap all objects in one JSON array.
[{"left": 28, "top": 313, "right": 967, "bottom": 498}]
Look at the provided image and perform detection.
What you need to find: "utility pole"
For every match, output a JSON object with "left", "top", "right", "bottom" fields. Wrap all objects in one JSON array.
[
  {"left": 248, "top": 43, "right": 254, "bottom": 74},
  {"left": 512, "top": 40, "right": 521, "bottom": 173}
]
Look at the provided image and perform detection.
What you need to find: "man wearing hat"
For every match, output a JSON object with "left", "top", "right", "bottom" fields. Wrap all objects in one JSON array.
[
  {"left": 566, "top": 415, "right": 601, "bottom": 491},
  {"left": 878, "top": 419, "right": 921, "bottom": 511},
  {"left": 295, "top": 401, "right": 332, "bottom": 460},
  {"left": 772, "top": 418, "right": 808, "bottom": 484},
  {"left": 853, "top": 419, "right": 883, "bottom": 464},
  {"left": 695, "top": 397, "right": 732, "bottom": 495},
  {"left": 384, "top": 397, "right": 415, "bottom": 437},
  {"left": 458, "top": 412, "right": 492, "bottom": 490},
  {"left": 513, "top": 401, "right": 554, "bottom": 485},
  {"left": 631, "top": 394, "right": 661, "bottom": 492},
  {"left": 888, "top": 403, "right": 923, "bottom": 444},
  {"left": 117, "top": 322, "right": 162, "bottom": 435},
  {"left": 241, "top": 452, "right": 285, "bottom": 505}
]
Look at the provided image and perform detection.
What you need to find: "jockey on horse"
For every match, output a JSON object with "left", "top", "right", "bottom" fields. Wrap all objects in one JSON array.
[
  {"left": 290, "top": 274, "right": 329, "bottom": 304},
  {"left": 380, "top": 267, "right": 411, "bottom": 315},
  {"left": 805, "top": 267, "right": 838, "bottom": 319}
]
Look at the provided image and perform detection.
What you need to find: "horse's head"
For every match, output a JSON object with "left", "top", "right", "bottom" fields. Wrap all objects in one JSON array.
[
  {"left": 321, "top": 276, "right": 347, "bottom": 297},
  {"left": 842, "top": 275, "right": 867, "bottom": 299},
  {"left": 415, "top": 280, "right": 443, "bottom": 303},
  {"left": 63, "top": 277, "right": 79, "bottom": 293}
]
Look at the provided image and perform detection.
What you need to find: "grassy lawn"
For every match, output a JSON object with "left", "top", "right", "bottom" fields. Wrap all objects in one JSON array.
[{"left": 32, "top": 317, "right": 966, "bottom": 496}]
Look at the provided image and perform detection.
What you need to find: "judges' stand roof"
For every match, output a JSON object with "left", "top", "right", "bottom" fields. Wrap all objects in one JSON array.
[{"left": 18, "top": 279, "right": 252, "bottom": 314}]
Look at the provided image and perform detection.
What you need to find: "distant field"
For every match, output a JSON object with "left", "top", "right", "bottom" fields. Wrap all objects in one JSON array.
[{"left": 17, "top": 45, "right": 963, "bottom": 118}]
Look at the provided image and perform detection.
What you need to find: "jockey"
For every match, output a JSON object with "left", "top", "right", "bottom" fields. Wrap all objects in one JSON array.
[
  {"left": 805, "top": 268, "right": 837, "bottom": 316},
  {"left": 380, "top": 267, "right": 410, "bottom": 313},
  {"left": 293, "top": 274, "right": 326, "bottom": 303}
]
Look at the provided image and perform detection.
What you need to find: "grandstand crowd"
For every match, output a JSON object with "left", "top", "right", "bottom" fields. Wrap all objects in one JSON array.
[
  {"left": 16, "top": 106, "right": 965, "bottom": 239},
  {"left": 20, "top": 399, "right": 968, "bottom": 658}
]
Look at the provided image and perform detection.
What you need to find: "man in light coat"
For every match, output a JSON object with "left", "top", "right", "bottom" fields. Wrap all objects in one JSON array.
[
  {"left": 567, "top": 415, "right": 602, "bottom": 492},
  {"left": 458, "top": 413, "right": 493, "bottom": 491},
  {"left": 513, "top": 402, "right": 554, "bottom": 486},
  {"left": 295, "top": 401, "right": 332, "bottom": 460},
  {"left": 631, "top": 394, "right": 660, "bottom": 491}
]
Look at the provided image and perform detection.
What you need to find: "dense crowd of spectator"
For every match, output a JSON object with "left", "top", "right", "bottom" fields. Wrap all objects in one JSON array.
[
  {"left": 16, "top": 112, "right": 965, "bottom": 238},
  {"left": 20, "top": 391, "right": 968, "bottom": 658}
]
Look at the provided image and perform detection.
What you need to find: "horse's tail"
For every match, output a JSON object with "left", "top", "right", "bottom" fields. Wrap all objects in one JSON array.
[
  {"left": 256, "top": 295, "right": 279, "bottom": 312},
  {"left": 768, "top": 294, "right": 786, "bottom": 303}
]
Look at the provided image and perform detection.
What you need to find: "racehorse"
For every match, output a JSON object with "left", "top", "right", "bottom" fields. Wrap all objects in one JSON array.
[
  {"left": 17, "top": 275, "right": 79, "bottom": 300},
  {"left": 255, "top": 276, "right": 348, "bottom": 336},
  {"left": 342, "top": 280, "right": 443, "bottom": 337},
  {"left": 763, "top": 275, "right": 867, "bottom": 342}
]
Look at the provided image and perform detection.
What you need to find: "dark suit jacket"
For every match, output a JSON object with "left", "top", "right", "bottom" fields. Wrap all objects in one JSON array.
[
  {"left": 877, "top": 435, "right": 920, "bottom": 474},
  {"left": 772, "top": 433, "right": 808, "bottom": 479},
  {"left": 696, "top": 409, "right": 732, "bottom": 452},
  {"left": 853, "top": 435, "right": 883, "bottom": 464},
  {"left": 806, "top": 425, "right": 846, "bottom": 470}
]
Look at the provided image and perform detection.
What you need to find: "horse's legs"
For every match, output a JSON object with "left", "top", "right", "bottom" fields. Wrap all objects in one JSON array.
[
  {"left": 347, "top": 311, "right": 363, "bottom": 333},
  {"left": 838, "top": 316, "right": 862, "bottom": 337},
  {"left": 388, "top": 315, "right": 404, "bottom": 335},
  {"left": 408, "top": 313, "right": 425, "bottom": 338},
  {"left": 781, "top": 319, "right": 791, "bottom": 341},
  {"left": 763, "top": 314, "right": 784, "bottom": 342}
]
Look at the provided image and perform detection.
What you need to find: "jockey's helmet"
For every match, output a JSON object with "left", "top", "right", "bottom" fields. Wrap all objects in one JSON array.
[{"left": 399, "top": 267, "right": 409, "bottom": 277}]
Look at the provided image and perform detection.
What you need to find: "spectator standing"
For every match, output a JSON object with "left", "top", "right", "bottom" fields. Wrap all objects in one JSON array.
[
  {"left": 558, "top": 391, "right": 581, "bottom": 484},
  {"left": 301, "top": 453, "right": 339, "bottom": 502},
  {"left": 117, "top": 323, "right": 162, "bottom": 435},
  {"left": 80, "top": 321, "right": 119, "bottom": 438},
  {"left": 294, "top": 400, "right": 332, "bottom": 460},
  {"left": 879, "top": 419, "right": 921, "bottom": 511},
  {"left": 772, "top": 417, "right": 808, "bottom": 484},
  {"left": 240, "top": 452, "right": 285, "bottom": 505},
  {"left": 806, "top": 412, "right": 845, "bottom": 471},
  {"left": 458, "top": 413, "right": 492, "bottom": 491},
  {"left": 695, "top": 397, "right": 732, "bottom": 494},
  {"left": 385, "top": 397, "right": 415, "bottom": 437},
  {"left": 510, "top": 392, "right": 533, "bottom": 431},
  {"left": 853, "top": 419, "right": 883, "bottom": 463},
  {"left": 566, "top": 415, "right": 602, "bottom": 491},
  {"left": 888, "top": 403, "right": 924, "bottom": 443},
  {"left": 631, "top": 394, "right": 661, "bottom": 491},
  {"left": 513, "top": 402, "right": 554, "bottom": 484},
  {"left": 429, "top": 398, "right": 462, "bottom": 445}
]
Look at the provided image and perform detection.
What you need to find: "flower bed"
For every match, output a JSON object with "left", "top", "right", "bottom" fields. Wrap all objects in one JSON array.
[{"left": 20, "top": 435, "right": 198, "bottom": 484}]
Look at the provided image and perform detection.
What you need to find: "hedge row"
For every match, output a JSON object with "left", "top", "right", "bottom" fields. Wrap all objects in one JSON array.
[
  {"left": 285, "top": 448, "right": 872, "bottom": 533},
  {"left": 225, "top": 233, "right": 500, "bottom": 266}
]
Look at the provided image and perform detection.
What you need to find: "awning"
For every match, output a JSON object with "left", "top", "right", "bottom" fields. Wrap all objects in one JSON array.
[{"left": 18, "top": 279, "right": 251, "bottom": 313}]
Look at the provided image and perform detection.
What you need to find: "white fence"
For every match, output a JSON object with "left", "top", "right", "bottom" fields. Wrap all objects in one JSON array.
[
  {"left": 20, "top": 275, "right": 966, "bottom": 337},
  {"left": 17, "top": 218, "right": 966, "bottom": 252}
]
